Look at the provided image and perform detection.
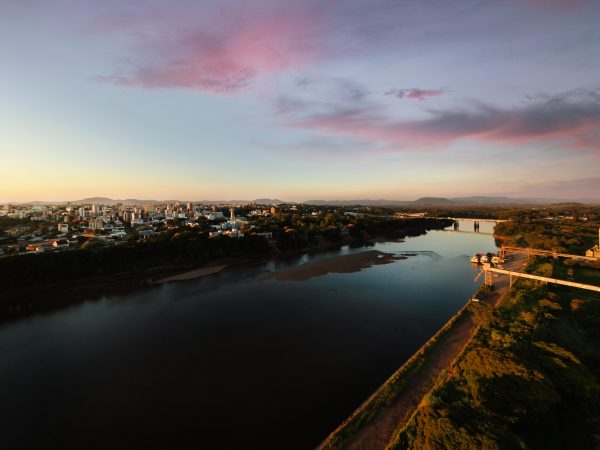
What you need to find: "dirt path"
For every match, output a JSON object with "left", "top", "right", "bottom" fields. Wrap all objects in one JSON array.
[
  {"left": 345, "top": 311, "right": 475, "bottom": 450},
  {"left": 321, "top": 253, "right": 528, "bottom": 450}
]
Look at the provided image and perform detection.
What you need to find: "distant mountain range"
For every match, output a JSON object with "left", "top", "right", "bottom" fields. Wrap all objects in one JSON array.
[
  {"left": 17, "top": 196, "right": 600, "bottom": 206},
  {"left": 304, "top": 196, "right": 600, "bottom": 206},
  {"left": 27, "top": 197, "right": 288, "bottom": 206}
]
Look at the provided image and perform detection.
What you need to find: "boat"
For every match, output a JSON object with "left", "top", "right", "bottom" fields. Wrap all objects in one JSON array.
[
  {"left": 471, "top": 252, "right": 500, "bottom": 264},
  {"left": 470, "top": 253, "right": 482, "bottom": 263}
]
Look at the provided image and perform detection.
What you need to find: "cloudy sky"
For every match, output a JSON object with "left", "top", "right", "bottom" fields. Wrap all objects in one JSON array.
[{"left": 1, "top": 0, "right": 599, "bottom": 201}]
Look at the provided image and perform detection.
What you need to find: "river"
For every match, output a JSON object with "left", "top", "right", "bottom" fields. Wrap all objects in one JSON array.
[{"left": 0, "top": 220, "right": 496, "bottom": 449}]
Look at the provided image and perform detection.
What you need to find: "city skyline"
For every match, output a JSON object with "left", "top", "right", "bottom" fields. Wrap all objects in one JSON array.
[{"left": 2, "top": 0, "right": 599, "bottom": 202}]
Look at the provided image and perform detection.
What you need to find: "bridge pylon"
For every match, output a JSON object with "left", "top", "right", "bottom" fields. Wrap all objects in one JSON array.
[{"left": 482, "top": 263, "right": 494, "bottom": 287}]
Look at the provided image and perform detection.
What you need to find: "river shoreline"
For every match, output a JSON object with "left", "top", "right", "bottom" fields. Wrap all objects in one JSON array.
[
  {"left": 0, "top": 238, "right": 395, "bottom": 322},
  {"left": 0, "top": 223, "right": 448, "bottom": 322},
  {"left": 317, "top": 251, "right": 527, "bottom": 449},
  {"left": 0, "top": 219, "right": 487, "bottom": 449}
]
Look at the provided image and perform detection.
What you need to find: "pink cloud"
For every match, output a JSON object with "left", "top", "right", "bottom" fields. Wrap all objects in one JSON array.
[
  {"left": 385, "top": 88, "right": 444, "bottom": 101},
  {"left": 287, "top": 90, "right": 600, "bottom": 150},
  {"left": 99, "top": 4, "right": 326, "bottom": 93},
  {"left": 510, "top": 176, "right": 600, "bottom": 199}
]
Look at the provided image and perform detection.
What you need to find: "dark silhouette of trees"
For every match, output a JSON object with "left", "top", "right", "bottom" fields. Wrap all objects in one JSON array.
[{"left": 0, "top": 233, "right": 270, "bottom": 289}]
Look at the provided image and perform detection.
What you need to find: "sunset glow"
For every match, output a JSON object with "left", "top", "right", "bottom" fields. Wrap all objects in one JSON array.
[{"left": 1, "top": 0, "right": 599, "bottom": 201}]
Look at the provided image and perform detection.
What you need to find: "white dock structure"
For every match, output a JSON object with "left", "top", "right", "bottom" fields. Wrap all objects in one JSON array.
[{"left": 481, "top": 263, "right": 600, "bottom": 293}]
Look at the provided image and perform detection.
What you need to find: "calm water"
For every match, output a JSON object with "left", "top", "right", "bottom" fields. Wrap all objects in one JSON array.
[{"left": 0, "top": 220, "right": 496, "bottom": 449}]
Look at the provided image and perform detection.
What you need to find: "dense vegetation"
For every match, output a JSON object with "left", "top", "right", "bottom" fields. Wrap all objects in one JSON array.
[
  {"left": 252, "top": 213, "right": 452, "bottom": 251},
  {"left": 421, "top": 204, "right": 600, "bottom": 222},
  {"left": 495, "top": 216, "right": 600, "bottom": 254},
  {"left": 394, "top": 258, "right": 600, "bottom": 449},
  {"left": 391, "top": 214, "right": 600, "bottom": 449},
  {"left": 0, "top": 217, "right": 31, "bottom": 229},
  {"left": 0, "top": 233, "right": 270, "bottom": 290}
]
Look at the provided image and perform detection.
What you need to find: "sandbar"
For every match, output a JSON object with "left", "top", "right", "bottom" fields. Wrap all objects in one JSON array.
[
  {"left": 257, "top": 250, "right": 407, "bottom": 282},
  {"left": 157, "top": 264, "right": 228, "bottom": 283}
]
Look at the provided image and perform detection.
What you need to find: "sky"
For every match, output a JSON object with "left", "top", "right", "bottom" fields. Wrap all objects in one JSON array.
[{"left": 1, "top": 0, "right": 599, "bottom": 202}]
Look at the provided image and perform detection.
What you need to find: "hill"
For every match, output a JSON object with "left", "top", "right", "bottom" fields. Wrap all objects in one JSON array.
[{"left": 14, "top": 196, "right": 600, "bottom": 207}]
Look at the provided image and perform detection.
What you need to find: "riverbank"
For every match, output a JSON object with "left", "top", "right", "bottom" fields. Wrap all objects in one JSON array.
[
  {"left": 317, "top": 253, "right": 527, "bottom": 449},
  {"left": 0, "top": 244, "right": 396, "bottom": 323},
  {"left": 0, "top": 243, "right": 383, "bottom": 324},
  {"left": 0, "top": 223, "right": 487, "bottom": 450},
  {"left": 0, "top": 255, "right": 245, "bottom": 323},
  {"left": 0, "top": 220, "right": 453, "bottom": 322},
  {"left": 395, "top": 257, "right": 600, "bottom": 448}
]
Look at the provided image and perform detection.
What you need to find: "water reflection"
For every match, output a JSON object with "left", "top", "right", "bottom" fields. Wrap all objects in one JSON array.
[{"left": 0, "top": 221, "right": 496, "bottom": 450}]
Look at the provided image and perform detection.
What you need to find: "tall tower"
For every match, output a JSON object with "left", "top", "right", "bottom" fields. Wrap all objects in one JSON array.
[{"left": 230, "top": 208, "right": 236, "bottom": 222}]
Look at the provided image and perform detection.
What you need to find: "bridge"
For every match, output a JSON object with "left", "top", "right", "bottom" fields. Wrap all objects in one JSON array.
[
  {"left": 448, "top": 217, "right": 511, "bottom": 223},
  {"left": 445, "top": 229, "right": 494, "bottom": 236},
  {"left": 499, "top": 245, "right": 598, "bottom": 262},
  {"left": 450, "top": 219, "right": 487, "bottom": 234}
]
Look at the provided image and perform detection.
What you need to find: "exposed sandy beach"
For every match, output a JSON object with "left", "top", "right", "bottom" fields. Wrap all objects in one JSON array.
[
  {"left": 257, "top": 250, "right": 407, "bottom": 282},
  {"left": 157, "top": 264, "right": 228, "bottom": 283}
]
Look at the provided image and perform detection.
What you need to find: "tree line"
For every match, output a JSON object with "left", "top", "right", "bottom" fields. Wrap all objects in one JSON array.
[
  {"left": 0, "top": 234, "right": 270, "bottom": 290},
  {"left": 0, "top": 217, "right": 452, "bottom": 290}
]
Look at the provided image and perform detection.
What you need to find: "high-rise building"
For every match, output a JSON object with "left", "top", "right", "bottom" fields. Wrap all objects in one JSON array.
[{"left": 89, "top": 217, "right": 104, "bottom": 230}]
